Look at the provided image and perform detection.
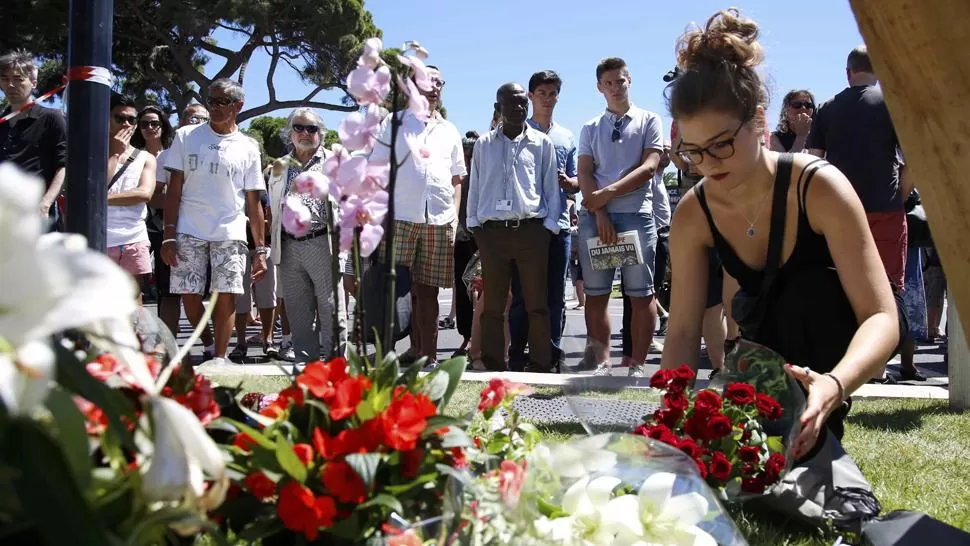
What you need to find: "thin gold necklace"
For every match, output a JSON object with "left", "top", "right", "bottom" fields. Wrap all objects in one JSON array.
[{"left": 739, "top": 182, "right": 773, "bottom": 237}]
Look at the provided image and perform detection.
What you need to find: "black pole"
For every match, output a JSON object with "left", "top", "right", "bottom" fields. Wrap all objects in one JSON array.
[{"left": 65, "top": 0, "right": 113, "bottom": 251}]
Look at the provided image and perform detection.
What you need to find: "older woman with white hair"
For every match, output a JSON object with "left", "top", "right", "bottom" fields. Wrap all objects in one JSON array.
[{"left": 267, "top": 108, "right": 347, "bottom": 361}]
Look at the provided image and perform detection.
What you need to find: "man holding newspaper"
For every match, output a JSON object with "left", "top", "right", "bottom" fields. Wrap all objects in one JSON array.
[{"left": 576, "top": 57, "right": 664, "bottom": 378}]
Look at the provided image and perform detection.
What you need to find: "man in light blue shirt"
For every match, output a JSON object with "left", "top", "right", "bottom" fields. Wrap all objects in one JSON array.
[
  {"left": 467, "top": 82, "right": 561, "bottom": 372},
  {"left": 577, "top": 57, "right": 663, "bottom": 377},
  {"left": 507, "top": 70, "right": 579, "bottom": 372}
]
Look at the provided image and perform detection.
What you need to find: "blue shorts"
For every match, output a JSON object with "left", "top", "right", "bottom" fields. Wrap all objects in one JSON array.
[{"left": 577, "top": 210, "right": 657, "bottom": 298}]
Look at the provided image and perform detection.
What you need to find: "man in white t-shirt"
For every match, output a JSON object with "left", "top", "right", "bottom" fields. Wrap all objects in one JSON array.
[
  {"left": 161, "top": 79, "right": 267, "bottom": 364},
  {"left": 105, "top": 95, "right": 156, "bottom": 302}
]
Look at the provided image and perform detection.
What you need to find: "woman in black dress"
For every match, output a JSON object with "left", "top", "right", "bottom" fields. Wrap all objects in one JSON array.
[
  {"left": 660, "top": 9, "right": 902, "bottom": 460},
  {"left": 769, "top": 89, "right": 815, "bottom": 152}
]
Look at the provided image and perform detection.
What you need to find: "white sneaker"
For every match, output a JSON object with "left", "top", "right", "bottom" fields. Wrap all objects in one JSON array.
[
  {"left": 422, "top": 360, "right": 440, "bottom": 372},
  {"left": 628, "top": 362, "right": 646, "bottom": 378},
  {"left": 593, "top": 363, "right": 612, "bottom": 376},
  {"left": 650, "top": 340, "right": 664, "bottom": 353}
]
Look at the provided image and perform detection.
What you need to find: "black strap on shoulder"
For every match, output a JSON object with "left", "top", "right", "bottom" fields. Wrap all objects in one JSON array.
[
  {"left": 797, "top": 158, "right": 829, "bottom": 216},
  {"left": 759, "top": 153, "right": 793, "bottom": 299},
  {"left": 694, "top": 183, "right": 720, "bottom": 242},
  {"left": 107, "top": 149, "right": 141, "bottom": 192}
]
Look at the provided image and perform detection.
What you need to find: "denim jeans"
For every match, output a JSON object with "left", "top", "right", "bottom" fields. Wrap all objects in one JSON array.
[{"left": 508, "top": 230, "right": 570, "bottom": 370}]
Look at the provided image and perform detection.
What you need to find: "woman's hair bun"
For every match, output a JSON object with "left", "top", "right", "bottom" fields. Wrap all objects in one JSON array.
[{"left": 676, "top": 8, "right": 763, "bottom": 72}]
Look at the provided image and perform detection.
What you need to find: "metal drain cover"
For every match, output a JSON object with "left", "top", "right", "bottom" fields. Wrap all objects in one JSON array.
[{"left": 512, "top": 396, "right": 659, "bottom": 428}]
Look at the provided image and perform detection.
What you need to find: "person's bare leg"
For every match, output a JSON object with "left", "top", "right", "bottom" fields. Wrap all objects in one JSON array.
[
  {"left": 900, "top": 338, "right": 917, "bottom": 374},
  {"left": 158, "top": 295, "right": 182, "bottom": 337},
  {"left": 181, "top": 294, "right": 212, "bottom": 348},
  {"left": 584, "top": 294, "right": 612, "bottom": 365},
  {"left": 630, "top": 295, "right": 658, "bottom": 363},
  {"left": 702, "top": 305, "right": 727, "bottom": 370},
  {"left": 408, "top": 290, "right": 423, "bottom": 357},
  {"left": 575, "top": 280, "right": 586, "bottom": 308},
  {"left": 212, "top": 293, "right": 238, "bottom": 358},
  {"left": 234, "top": 313, "right": 248, "bottom": 347},
  {"left": 259, "top": 306, "right": 276, "bottom": 345},
  {"left": 469, "top": 291, "right": 483, "bottom": 359},
  {"left": 414, "top": 283, "right": 440, "bottom": 362}
]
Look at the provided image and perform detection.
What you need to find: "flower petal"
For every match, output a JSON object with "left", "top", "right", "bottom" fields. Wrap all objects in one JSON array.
[
  {"left": 602, "top": 494, "right": 645, "bottom": 538},
  {"left": 659, "top": 492, "right": 710, "bottom": 528},
  {"left": 585, "top": 475, "right": 622, "bottom": 507},
  {"left": 638, "top": 471, "right": 677, "bottom": 512},
  {"left": 561, "top": 475, "right": 590, "bottom": 514}
]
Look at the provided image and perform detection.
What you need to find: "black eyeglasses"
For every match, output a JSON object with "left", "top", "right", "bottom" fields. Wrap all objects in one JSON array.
[
  {"left": 139, "top": 119, "right": 161, "bottom": 129},
  {"left": 677, "top": 119, "right": 747, "bottom": 166},
  {"left": 206, "top": 96, "right": 237, "bottom": 107},
  {"left": 292, "top": 124, "right": 320, "bottom": 134},
  {"left": 187, "top": 115, "right": 209, "bottom": 125},
  {"left": 114, "top": 114, "right": 137, "bottom": 126},
  {"left": 789, "top": 100, "right": 815, "bottom": 110},
  {"left": 611, "top": 116, "right": 625, "bottom": 142}
]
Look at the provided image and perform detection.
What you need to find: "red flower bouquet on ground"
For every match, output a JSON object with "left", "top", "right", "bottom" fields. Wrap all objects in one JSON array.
[{"left": 635, "top": 365, "right": 791, "bottom": 498}]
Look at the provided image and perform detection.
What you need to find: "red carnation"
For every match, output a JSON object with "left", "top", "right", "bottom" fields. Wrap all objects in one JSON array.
[
  {"left": 293, "top": 443, "right": 314, "bottom": 466},
  {"left": 709, "top": 451, "right": 733, "bottom": 482},
  {"left": 243, "top": 471, "right": 276, "bottom": 500},
  {"left": 649, "top": 368, "right": 671, "bottom": 390},
  {"left": 755, "top": 393, "right": 783, "bottom": 420},
  {"left": 330, "top": 375, "right": 371, "bottom": 420},
  {"left": 724, "top": 383, "right": 756, "bottom": 406},
  {"left": 705, "top": 414, "right": 734, "bottom": 439},
  {"left": 739, "top": 445, "right": 762, "bottom": 464},
  {"left": 321, "top": 461, "right": 368, "bottom": 504},
  {"left": 296, "top": 358, "right": 349, "bottom": 402},
  {"left": 277, "top": 481, "right": 337, "bottom": 540},
  {"left": 741, "top": 475, "right": 767, "bottom": 494},
  {"left": 694, "top": 390, "right": 723, "bottom": 415}
]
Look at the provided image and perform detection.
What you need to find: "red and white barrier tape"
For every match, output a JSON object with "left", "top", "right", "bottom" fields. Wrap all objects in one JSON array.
[{"left": 0, "top": 65, "right": 113, "bottom": 125}]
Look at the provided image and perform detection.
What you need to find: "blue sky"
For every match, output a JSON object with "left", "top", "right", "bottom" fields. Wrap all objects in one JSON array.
[{"left": 212, "top": 0, "right": 865, "bottom": 142}]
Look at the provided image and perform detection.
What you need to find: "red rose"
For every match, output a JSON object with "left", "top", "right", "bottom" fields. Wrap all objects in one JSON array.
[
  {"left": 382, "top": 390, "right": 437, "bottom": 451},
  {"left": 293, "top": 443, "right": 314, "bottom": 466},
  {"left": 739, "top": 445, "right": 762, "bottom": 464},
  {"left": 742, "top": 463, "right": 758, "bottom": 476},
  {"left": 741, "top": 475, "right": 766, "bottom": 494},
  {"left": 673, "top": 365, "right": 696, "bottom": 382},
  {"left": 693, "top": 390, "right": 723, "bottom": 415},
  {"left": 653, "top": 408, "right": 684, "bottom": 428},
  {"left": 694, "top": 457, "right": 708, "bottom": 479},
  {"left": 764, "top": 452, "right": 786, "bottom": 482},
  {"left": 400, "top": 448, "right": 425, "bottom": 478},
  {"left": 676, "top": 438, "right": 704, "bottom": 460},
  {"left": 321, "top": 461, "right": 368, "bottom": 504},
  {"left": 648, "top": 368, "right": 671, "bottom": 390},
  {"left": 709, "top": 451, "right": 733, "bottom": 482},
  {"left": 684, "top": 414, "right": 710, "bottom": 441},
  {"left": 724, "top": 383, "right": 756, "bottom": 406},
  {"left": 755, "top": 393, "right": 783, "bottom": 420},
  {"left": 296, "top": 358, "right": 349, "bottom": 402},
  {"left": 648, "top": 424, "right": 680, "bottom": 446},
  {"left": 277, "top": 481, "right": 337, "bottom": 540},
  {"left": 741, "top": 429, "right": 752, "bottom": 442},
  {"left": 663, "top": 392, "right": 689, "bottom": 413},
  {"left": 174, "top": 375, "right": 220, "bottom": 425},
  {"left": 233, "top": 433, "right": 256, "bottom": 452},
  {"left": 243, "top": 471, "right": 276, "bottom": 500},
  {"left": 330, "top": 376, "right": 371, "bottom": 420},
  {"left": 705, "top": 414, "right": 733, "bottom": 439}
]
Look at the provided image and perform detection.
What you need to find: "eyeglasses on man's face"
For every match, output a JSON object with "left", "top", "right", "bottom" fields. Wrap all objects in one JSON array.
[
  {"left": 676, "top": 119, "right": 748, "bottom": 166},
  {"left": 206, "top": 96, "right": 238, "bottom": 108}
]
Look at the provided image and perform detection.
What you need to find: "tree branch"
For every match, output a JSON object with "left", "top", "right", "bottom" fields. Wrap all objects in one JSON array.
[
  {"left": 214, "top": 34, "right": 261, "bottom": 82},
  {"left": 195, "top": 37, "right": 237, "bottom": 60},
  {"left": 237, "top": 85, "right": 357, "bottom": 123},
  {"left": 214, "top": 21, "right": 252, "bottom": 36},
  {"left": 265, "top": 37, "right": 280, "bottom": 103},
  {"left": 133, "top": 17, "right": 210, "bottom": 92}
]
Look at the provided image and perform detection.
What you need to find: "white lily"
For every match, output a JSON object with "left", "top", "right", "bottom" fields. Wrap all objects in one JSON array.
[
  {"left": 534, "top": 475, "right": 622, "bottom": 545},
  {"left": 541, "top": 433, "right": 618, "bottom": 479},
  {"left": 602, "top": 472, "right": 716, "bottom": 546},
  {"left": 0, "top": 341, "right": 55, "bottom": 416}
]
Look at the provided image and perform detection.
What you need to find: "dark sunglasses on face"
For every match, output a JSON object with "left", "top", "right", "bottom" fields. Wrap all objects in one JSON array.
[
  {"left": 611, "top": 116, "right": 625, "bottom": 142},
  {"left": 114, "top": 114, "right": 137, "bottom": 126},
  {"left": 789, "top": 100, "right": 815, "bottom": 110},
  {"left": 139, "top": 119, "right": 161, "bottom": 129},
  {"left": 292, "top": 124, "right": 320, "bottom": 135},
  {"left": 206, "top": 96, "right": 237, "bottom": 107}
]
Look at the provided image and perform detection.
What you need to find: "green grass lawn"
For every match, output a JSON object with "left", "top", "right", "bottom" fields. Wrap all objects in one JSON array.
[{"left": 207, "top": 376, "right": 970, "bottom": 544}]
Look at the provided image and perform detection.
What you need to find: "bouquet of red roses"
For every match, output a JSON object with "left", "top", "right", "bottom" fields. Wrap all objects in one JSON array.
[
  {"left": 635, "top": 364, "right": 792, "bottom": 499},
  {"left": 215, "top": 351, "right": 469, "bottom": 545}
]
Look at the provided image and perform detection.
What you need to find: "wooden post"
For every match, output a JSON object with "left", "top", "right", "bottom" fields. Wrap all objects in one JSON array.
[
  {"left": 849, "top": 0, "right": 970, "bottom": 407},
  {"left": 948, "top": 305, "right": 970, "bottom": 409}
]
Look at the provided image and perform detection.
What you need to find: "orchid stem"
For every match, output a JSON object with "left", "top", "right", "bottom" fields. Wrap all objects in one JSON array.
[
  {"left": 382, "top": 78, "right": 400, "bottom": 350},
  {"left": 352, "top": 228, "right": 366, "bottom": 363}
]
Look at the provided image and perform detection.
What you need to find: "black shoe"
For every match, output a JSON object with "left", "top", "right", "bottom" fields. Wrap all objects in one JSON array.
[
  {"left": 656, "top": 315, "right": 669, "bottom": 336},
  {"left": 399, "top": 349, "right": 420, "bottom": 364},
  {"left": 868, "top": 375, "right": 898, "bottom": 385},
  {"left": 899, "top": 368, "right": 927, "bottom": 382}
]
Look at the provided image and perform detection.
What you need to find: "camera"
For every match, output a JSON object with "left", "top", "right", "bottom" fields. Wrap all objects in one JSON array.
[{"left": 662, "top": 67, "right": 681, "bottom": 83}]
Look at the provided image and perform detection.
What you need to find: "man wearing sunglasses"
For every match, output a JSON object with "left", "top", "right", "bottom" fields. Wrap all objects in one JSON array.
[
  {"left": 576, "top": 57, "right": 664, "bottom": 378},
  {"left": 162, "top": 78, "right": 266, "bottom": 365}
]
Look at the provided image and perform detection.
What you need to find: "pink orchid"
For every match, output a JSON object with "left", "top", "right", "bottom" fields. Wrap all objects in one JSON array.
[
  {"left": 396, "top": 55, "right": 434, "bottom": 93},
  {"left": 322, "top": 144, "right": 350, "bottom": 181},
  {"left": 281, "top": 195, "right": 312, "bottom": 237},
  {"left": 359, "top": 37, "right": 383, "bottom": 69},
  {"left": 291, "top": 170, "right": 330, "bottom": 200},
  {"left": 337, "top": 104, "right": 383, "bottom": 153},
  {"left": 403, "top": 130, "right": 431, "bottom": 166},
  {"left": 397, "top": 75, "right": 430, "bottom": 123},
  {"left": 330, "top": 154, "right": 368, "bottom": 201},
  {"left": 402, "top": 40, "right": 430, "bottom": 60},
  {"left": 363, "top": 161, "right": 389, "bottom": 194},
  {"left": 347, "top": 64, "right": 392, "bottom": 106},
  {"left": 338, "top": 192, "right": 389, "bottom": 257}
]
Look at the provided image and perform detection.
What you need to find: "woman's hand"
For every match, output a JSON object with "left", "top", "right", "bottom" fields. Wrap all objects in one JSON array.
[{"left": 784, "top": 364, "right": 843, "bottom": 460}]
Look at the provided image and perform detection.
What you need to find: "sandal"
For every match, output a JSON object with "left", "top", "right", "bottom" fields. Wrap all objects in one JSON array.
[
  {"left": 451, "top": 348, "right": 468, "bottom": 359},
  {"left": 438, "top": 317, "right": 456, "bottom": 329},
  {"left": 228, "top": 344, "right": 248, "bottom": 362}
]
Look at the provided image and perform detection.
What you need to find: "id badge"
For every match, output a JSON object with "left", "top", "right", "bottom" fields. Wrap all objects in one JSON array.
[{"left": 495, "top": 199, "right": 513, "bottom": 211}]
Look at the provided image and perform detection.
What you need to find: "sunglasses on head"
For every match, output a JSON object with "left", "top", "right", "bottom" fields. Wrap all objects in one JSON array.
[
  {"left": 789, "top": 100, "right": 815, "bottom": 110},
  {"left": 206, "top": 96, "right": 237, "bottom": 107},
  {"left": 292, "top": 124, "right": 320, "bottom": 134},
  {"left": 611, "top": 116, "right": 625, "bottom": 142},
  {"left": 139, "top": 119, "right": 161, "bottom": 129},
  {"left": 114, "top": 114, "right": 137, "bottom": 126}
]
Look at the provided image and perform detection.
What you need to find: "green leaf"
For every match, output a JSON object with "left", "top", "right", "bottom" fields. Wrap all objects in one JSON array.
[
  {"left": 766, "top": 435, "right": 785, "bottom": 454},
  {"left": 434, "top": 357, "right": 467, "bottom": 411},
  {"left": 303, "top": 399, "right": 332, "bottom": 420},
  {"left": 440, "top": 427, "right": 472, "bottom": 449},
  {"left": 435, "top": 463, "right": 471, "bottom": 487},
  {"left": 358, "top": 493, "right": 404, "bottom": 515},
  {"left": 54, "top": 344, "right": 138, "bottom": 451},
  {"left": 345, "top": 453, "right": 383, "bottom": 489},
  {"left": 3, "top": 418, "right": 111, "bottom": 545},
  {"left": 425, "top": 370, "right": 450, "bottom": 401},
  {"left": 237, "top": 515, "right": 285, "bottom": 540},
  {"left": 383, "top": 472, "right": 437, "bottom": 495},
  {"left": 45, "top": 387, "right": 93, "bottom": 491},
  {"left": 215, "top": 417, "right": 276, "bottom": 450},
  {"left": 376, "top": 353, "right": 400, "bottom": 391},
  {"left": 346, "top": 346, "right": 365, "bottom": 376},
  {"left": 423, "top": 415, "right": 466, "bottom": 436},
  {"left": 236, "top": 401, "right": 278, "bottom": 429},
  {"left": 274, "top": 436, "right": 308, "bottom": 482},
  {"left": 536, "top": 496, "right": 567, "bottom": 519},
  {"left": 356, "top": 394, "right": 378, "bottom": 422},
  {"left": 128, "top": 506, "right": 230, "bottom": 546},
  {"left": 326, "top": 512, "right": 362, "bottom": 540}
]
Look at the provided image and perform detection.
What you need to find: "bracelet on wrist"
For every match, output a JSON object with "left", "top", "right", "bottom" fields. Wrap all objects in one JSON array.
[
  {"left": 824, "top": 372, "right": 846, "bottom": 402},
  {"left": 162, "top": 238, "right": 177, "bottom": 245}
]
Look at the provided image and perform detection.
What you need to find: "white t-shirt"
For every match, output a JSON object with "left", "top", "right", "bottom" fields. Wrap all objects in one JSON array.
[
  {"left": 165, "top": 124, "right": 264, "bottom": 242},
  {"left": 106, "top": 149, "right": 150, "bottom": 247},
  {"left": 156, "top": 148, "right": 171, "bottom": 185}
]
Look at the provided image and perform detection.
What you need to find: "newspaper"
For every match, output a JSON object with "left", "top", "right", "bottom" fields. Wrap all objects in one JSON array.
[{"left": 586, "top": 231, "right": 643, "bottom": 271}]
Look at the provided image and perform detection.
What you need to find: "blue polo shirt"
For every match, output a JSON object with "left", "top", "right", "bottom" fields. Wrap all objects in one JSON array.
[
  {"left": 578, "top": 105, "right": 663, "bottom": 214},
  {"left": 527, "top": 119, "right": 577, "bottom": 231}
]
